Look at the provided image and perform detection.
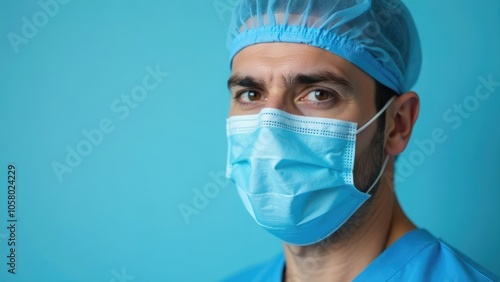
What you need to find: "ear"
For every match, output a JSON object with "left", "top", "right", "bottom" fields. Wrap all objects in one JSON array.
[{"left": 385, "top": 92, "right": 420, "bottom": 156}]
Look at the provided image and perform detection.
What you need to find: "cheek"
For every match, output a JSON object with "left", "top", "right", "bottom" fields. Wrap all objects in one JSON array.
[
  {"left": 228, "top": 103, "right": 264, "bottom": 117},
  {"left": 355, "top": 121, "right": 379, "bottom": 158},
  {"left": 228, "top": 105, "right": 241, "bottom": 117},
  {"left": 352, "top": 99, "right": 380, "bottom": 155},
  {"left": 228, "top": 98, "right": 244, "bottom": 117}
]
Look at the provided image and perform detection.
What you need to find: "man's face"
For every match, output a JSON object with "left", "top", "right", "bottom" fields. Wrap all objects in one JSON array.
[
  {"left": 227, "top": 42, "right": 389, "bottom": 242},
  {"left": 228, "top": 42, "right": 383, "bottom": 169}
]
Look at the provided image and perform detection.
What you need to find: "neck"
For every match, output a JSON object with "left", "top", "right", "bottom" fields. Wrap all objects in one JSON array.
[{"left": 283, "top": 170, "right": 415, "bottom": 281}]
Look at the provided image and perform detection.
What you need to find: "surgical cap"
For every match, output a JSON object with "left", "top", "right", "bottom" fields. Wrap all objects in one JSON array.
[{"left": 227, "top": 0, "right": 422, "bottom": 94}]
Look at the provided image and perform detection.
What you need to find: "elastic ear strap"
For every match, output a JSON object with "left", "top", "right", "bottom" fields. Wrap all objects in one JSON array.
[
  {"left": 366, "top": 155, "right": 390, "bottom": 195},
  {"left": 356, "top": 96, "right": 396, "bottom": 134}
]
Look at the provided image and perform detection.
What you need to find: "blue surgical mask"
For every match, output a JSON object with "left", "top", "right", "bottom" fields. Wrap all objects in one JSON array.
[{"left": 226, "top": 97, "right": 395, "bottom": 246}]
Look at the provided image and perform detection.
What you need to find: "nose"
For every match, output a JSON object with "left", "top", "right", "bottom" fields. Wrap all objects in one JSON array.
[{"left": 263, "top": 88, "right": 302, "bottom": 115}]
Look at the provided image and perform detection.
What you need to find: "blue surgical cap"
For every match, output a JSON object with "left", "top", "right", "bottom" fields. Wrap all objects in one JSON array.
[{"left": 227, "top": 0, "right": 422, "bottom": 94}]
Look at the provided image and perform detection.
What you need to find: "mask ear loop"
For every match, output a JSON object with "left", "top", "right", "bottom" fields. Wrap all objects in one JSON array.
[
  {"left": 356, "top": 96, "right": 396, "bottom": 194},
  {"left": 356, "top": 96, "right": 396, "bottom": 134},
  {"left": 366, "top": 155, "right": 390, "bottom": 194}
]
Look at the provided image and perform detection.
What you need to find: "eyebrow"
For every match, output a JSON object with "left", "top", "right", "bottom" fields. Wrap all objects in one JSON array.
[
  {"left": 227, "top": 70, "right": 353, "bottom": 92},
  {"left": 287, "top": 71, "right": 351, "bottom": 88},
  {"left": 227, "top": 75, "right": 265, "bottom": 89}
]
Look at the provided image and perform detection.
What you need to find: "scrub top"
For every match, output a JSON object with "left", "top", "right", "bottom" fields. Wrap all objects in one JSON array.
[{"left": 222, "top": 229, "right": 498, "bottom": 281}]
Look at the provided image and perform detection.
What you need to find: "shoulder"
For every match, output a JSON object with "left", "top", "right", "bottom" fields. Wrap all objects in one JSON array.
[
  {"left": 365, "top": 229, "right": 498, "bottom": 281},
  {"left": 414, "top": 237, "right": 498, "bottom": 281},
  {"left": 220, "top": 252, "right": 284, "bottom": 282}
]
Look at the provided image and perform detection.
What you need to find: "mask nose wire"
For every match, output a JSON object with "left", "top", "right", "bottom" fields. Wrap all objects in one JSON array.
[{"left": 356, "top": 96, "right": 397, "bottom": 134}]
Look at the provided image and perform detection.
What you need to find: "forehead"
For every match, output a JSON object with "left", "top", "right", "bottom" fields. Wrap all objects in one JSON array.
[{"left": 231, "top": 42, "right": 374, "bottom": 88}]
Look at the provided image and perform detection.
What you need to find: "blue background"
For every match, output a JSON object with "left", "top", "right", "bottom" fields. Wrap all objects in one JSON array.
[{"left": 0, "top": 0, "right": 498, "bottom": 281}]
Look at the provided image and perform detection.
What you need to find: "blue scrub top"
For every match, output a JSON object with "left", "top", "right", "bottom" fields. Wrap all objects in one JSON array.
[{"left": 222, "top": 229, "right": 498, "bottom": 281}]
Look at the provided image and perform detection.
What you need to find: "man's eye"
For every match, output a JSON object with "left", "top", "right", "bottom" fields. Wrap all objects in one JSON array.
[
  {"left": 237, "top": 91, "right": 263, "bottom": 102},
  {"left": 305, "top": 90, "right": 334, "bottom": 102}
]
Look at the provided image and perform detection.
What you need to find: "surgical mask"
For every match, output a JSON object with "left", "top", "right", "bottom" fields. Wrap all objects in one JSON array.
[{"left": 226, "top": 97, "right": 395, "bottom": 246}]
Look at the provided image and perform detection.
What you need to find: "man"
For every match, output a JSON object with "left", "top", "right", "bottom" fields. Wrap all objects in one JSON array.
[{"left": 223, "top": 0, "right": 498, "bottom": 281}]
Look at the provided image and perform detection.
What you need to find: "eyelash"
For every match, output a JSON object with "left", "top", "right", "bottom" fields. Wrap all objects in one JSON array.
[
  {"left": 303, "top": 89, "right": 337, "bottom": 102},
  {"left": 233, "top": 90, "right": 263, "bottom": 105},
  {"left": 232, "top": 88, "right": 339, "bottom": 107}
]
